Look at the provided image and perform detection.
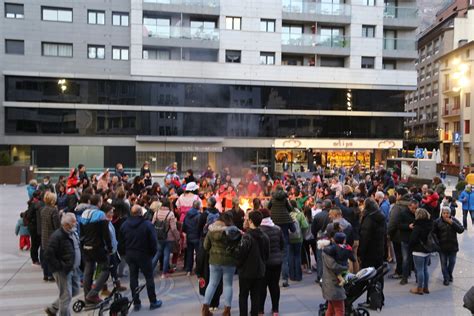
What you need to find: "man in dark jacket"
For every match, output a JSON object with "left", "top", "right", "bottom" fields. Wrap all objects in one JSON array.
[
  {"left": 236, "top": 211, "right": 270, "bottom": 316},
  {"left": 311, "top": 199, "right": 332, "bottom": 283},
  {"left": 398, "top": 199, "right": 418, "bottom": 285},
  {"left": 121, "top": 205, "right": 162, "bottom": 311},
  {"left": 27, "top": 191, "right": 43, "bottom": 265},
  {"left": 79, "top": 194, "right": 112, "bottom": 305},
  {"left": 183, "top": 200, "right": 202, "bottom": 275},
  {"left": 44, "top": 213, "right": 80, "bottom": 316},
  {"left": 197, "top": 196, "right": 220, "bottom": 239},
  {"left": 387, "top": 188, "right": 410, "bottom": 279}
]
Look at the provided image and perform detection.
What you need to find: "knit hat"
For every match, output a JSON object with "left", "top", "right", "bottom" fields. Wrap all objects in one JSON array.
[{"left": 334, "top": 232, "right": 346, "bottom": 244}]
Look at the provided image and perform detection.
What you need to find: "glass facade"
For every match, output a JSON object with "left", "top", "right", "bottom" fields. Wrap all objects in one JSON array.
[
  {"left": 5, "top": 108, "right": 403, "bottom": 138},
  {"left": 5, "top": 76, "right": 405, "bottom": 112}
]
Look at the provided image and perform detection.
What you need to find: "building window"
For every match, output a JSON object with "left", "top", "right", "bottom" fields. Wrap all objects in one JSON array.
[
  {"left": 5, "top": 39, "right": 24, "bottom": 55},
  {"left": 112, "top": 47, "right": 129, "bottom": 60},
  {"left": 467, "top": 49, "right": 470, "bottom": 58},
  {"left": 364, "top": 0, "right": 376, "bottom": 5},
  {"left": 466, "top": 120, "right": 470, "bottom": 134},
  {"left": 433, "top": 81, "right": 438, "bottom": 96},
  {"left": 42, "top": 42, "right": 72, "bottom": 57},
  {"left": 383, "top": 59, "right": 396, "bottom": 69},
  {"left": 260, "top": 19, "right": 275, "bottom": 32},
  {"left": 112, "top": 12, "right": 129, "bottom": 26},
  {"left": 320, "top": 56, "right": 345, "bottom": 67},
  {"left": 88, "top": 45, "right": 105, "bottom": 59},
  {"left": 5, "top": 3, "right": 24, "bottom": 19},
  {"left": 454, "top": 95, "right": 460, "bottom": 109},
  {"left": 362, "top": 25, "right": 375, "bottom": 38},
  {"left": 41, "top": 7, "right": 72, "bottom": 22},
  {"left": 143, "top": 48, "right": 171, "bottom": 60},
  {"left": 467, "top": 93, "right": 471, "bottom": 107},
  {"left": 88, "top": 10, "right": 105, "bottom": 25},
  {"left": 225, "top": 50, "right": 241, "bottom": 63},
  {"left": 260, "top": 52, "right": 275, "bottom": 65},
  {"left": 361, "top": 56, "right": 375, "bottom": 69},
  {"left": 225, "top": 16, "right": 241, "bottom": 30}
]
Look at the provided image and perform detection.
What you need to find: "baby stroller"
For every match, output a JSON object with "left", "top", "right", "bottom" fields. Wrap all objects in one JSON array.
[
  {"left": 319, "top": 263, "right": 388, "bottom": 316},
  {"left": 73, "top": 278, "right": 146, "bottom": 316}
]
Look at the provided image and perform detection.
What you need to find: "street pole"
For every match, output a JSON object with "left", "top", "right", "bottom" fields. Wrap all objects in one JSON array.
[{"left": 460, "top": 88, "right": 464, "bottom": 174}]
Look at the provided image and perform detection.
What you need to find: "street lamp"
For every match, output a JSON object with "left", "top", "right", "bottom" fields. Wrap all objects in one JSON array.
[
  {"left": 404, "top": 129, "right": 410, "bottom": 157},
  {"left": 451, "top": 58, "right": 470, "bottom": 172}
]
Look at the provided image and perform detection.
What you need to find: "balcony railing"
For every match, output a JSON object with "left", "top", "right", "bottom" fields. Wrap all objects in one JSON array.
[
  {"left": 282, "top": 34, "right": 350, "bottom": 48},
  {"left": 144, "top": 25, "right": 219, "bottom": 41},
  {"left": 282, "top": 1, "right": 351, "bottom": 16},
  {"left": 384, "top": 6, "right": 418, "bottom": 19},
  {"left": 143, "top": 0, "right": 219, "bottom": 7},
  {"left": 383, "top": 38, "right": 416, "bottom": 50},
  {"left": 443, "top": 106, "right": 460, "bottom": 117}
]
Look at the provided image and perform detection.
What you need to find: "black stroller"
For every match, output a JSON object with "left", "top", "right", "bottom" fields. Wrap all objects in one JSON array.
[{"left": 319, "top": 264, "right": 388, "bottom": 316}]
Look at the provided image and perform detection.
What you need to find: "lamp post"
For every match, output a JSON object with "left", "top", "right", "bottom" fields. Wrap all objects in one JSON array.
[
  {"left": 404, "top": 129, "right": 410, "bottom": 157},
  {"left": 452, "top": 58, "right": 470, "bottom": 173}
]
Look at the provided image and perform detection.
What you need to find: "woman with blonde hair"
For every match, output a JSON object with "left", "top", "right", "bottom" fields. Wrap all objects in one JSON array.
[
  {"left": 40, "top": 191, "right": 60, "bottom": 282},
  {"left": 409, "top": 208, "right": 433, "bottom": 295}
]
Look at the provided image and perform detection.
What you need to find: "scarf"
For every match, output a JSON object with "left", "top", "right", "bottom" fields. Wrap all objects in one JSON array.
[{"left": 261, "top": 217, "right": 275, "bottom": 227}]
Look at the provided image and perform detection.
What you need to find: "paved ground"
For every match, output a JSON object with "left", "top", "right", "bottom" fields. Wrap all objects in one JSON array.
[{"left": 0, "top": 183, "right": 473, "bottom": 316}]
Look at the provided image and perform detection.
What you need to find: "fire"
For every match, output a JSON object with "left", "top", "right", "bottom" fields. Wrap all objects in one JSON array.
[{"left": 239, "top": 197, "right": 252, "bottom": 211}]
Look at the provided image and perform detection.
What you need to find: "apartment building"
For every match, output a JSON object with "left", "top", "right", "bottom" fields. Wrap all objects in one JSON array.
[{"left": 0, "top": 0, "right": 417, "bottom": 173}]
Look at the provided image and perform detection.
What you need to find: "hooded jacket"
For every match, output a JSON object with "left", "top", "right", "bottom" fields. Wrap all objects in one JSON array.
[
  {"left": 203, "top": 221, "right": 237, "bottom": 266},
  {"left": 398, "top": 209, "right": 415, "bottom": 242},
  {"left": 268, "top": 189, "right": 294, "bottom": 225},
  {"left": 260, "top": 218, "right": 284, "bottom": 266},
  {"left": 458, "top": 189, "right": 474, "bottom": 211},
  {"left": 358, "top": 208, "right": 386, "bottom": 266},
  {"left": 45, "top": 228, "right": 79, "bottom": 273},
  {"left": 236, "top": 227, "right": 270, "bottom": 279},
  {"left": 387, "top": 195, "right": 411, "bottom": 243},
  {"left": 433, "top": 217, "right": 464, "bottom": 253},
  {"left": 120, "top": 216, "right": 158, "bottom": 258},
  {"left": 198, "top": 207, "right": 220, "bottom": 239},
  {"left": 80, "top": 207, "right": 112, "bottom": 262},
  {"left": 183, "top": 207, "right": 201, "bottom": 241},
  {"left": 409, "top": 219, "right": 433, "bottom": 253}
]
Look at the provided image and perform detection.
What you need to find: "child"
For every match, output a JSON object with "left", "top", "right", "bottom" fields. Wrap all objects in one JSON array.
[
  {"left": 15, "top": 212, "right": 30, "bottom": 251},
  {"left": 323, "top": 232, "right": 355, "bottom": 286}
]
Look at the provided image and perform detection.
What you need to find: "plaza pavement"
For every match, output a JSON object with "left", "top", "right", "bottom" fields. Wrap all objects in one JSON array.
[{"left": 0, "top": 183, "right": 473, "bottom": 316}]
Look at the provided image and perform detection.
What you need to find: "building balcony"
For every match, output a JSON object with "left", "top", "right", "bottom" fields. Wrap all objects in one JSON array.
[
  {"left": 383, "top": 38, "right": 417, "bottom": 59},
  {"left": 282, "top": 1, "right": 350, "bottom": 24},
  {"left": 442, "top": 106, "right": 461, "bottom": 119},
  {"left": 143, "top": 0, "right": 219, "bottom": 15},
  {"left": 143, "top": 25, "right": 219, "bottom": 49},
  {"left": 281, "top": 34, "right": 350, "bottom": 55},
  {"left": 383, "top": 6, "right": 419, "bottom": 29}
]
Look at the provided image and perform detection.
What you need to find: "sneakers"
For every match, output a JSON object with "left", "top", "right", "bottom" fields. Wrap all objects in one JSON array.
[
  {"left": 282, "top": 281, "right": 289, "bottom": 288},
  {"left": 400, "top": 278, "right": 408, "bottom": 285},
  {"left": 443, "top": 280, "right": 450, "bottom": 286},
  {"left": 44, "top": 307, "right": 56, "bottom": 316},
  {"left": 305, "top": 269, "right": 312, "bottom": 274},
  {"left": 186, "top": 272, "right": 191, "bottom": 277},
  {"left": 85, "top": 295, "right": 103, "bottom": 305},
  {"left": 150, "top": 300, "right": 163, "bottom": 310},
  {"left": 390, "top": 273, "right": 402, "bottom": 279},
  {"left": 133, "top": 304, "right": 141, "bottom": 312},
  {"left": 210, "top": 307, "right": 219, "bottom": 312}
]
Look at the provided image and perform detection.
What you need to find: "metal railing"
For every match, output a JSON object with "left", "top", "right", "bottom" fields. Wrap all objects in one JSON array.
[
  {"left": 383, "top": 38, "right": 416, "bottom": 50},
  {"left": 143, "top": 0, "right": 219, "bottom": 8},
  {"left": 144, "top": 25, "right": 220, "bottom": 41},
  {"left": 282, "top": 1, "right": 351, "bottom": 16},
  {"left": 383, "top": 6, "right": 418, "bottom": 19},
  {"left": 282, "top": 34, "right": 349, "bottom": 48}
]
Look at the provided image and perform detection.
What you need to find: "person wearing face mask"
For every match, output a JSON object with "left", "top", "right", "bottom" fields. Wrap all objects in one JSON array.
[
  {"left": 39, "top": 176, "right": 55, "bottom": 193},
  {"left": 44, "top": 213, "right": 81, "bottom": 316}
]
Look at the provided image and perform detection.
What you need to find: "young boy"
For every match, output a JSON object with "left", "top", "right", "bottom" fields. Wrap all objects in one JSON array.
[
  {"left": 15, "top": 212, "right": 30, "bottom": 251},
  {"left": 323, "top": 232, "right": 355, "bottom": 286}
]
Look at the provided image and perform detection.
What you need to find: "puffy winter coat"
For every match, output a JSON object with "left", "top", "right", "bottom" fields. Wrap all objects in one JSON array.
[
  {"left": 321, "top": 252, "right": 347, "bottom": 301},
  {"left": 409, "top": 219, "right": 433, "bottom": 253},
  {"left": 433, "top": 217, "right": 464, "bottom": 253},
  {"left": 235, "top": 228, "right": 270, "bottom": 279},
  {"left": 44, "top": 228, "right": 78, "bottom": 273},
  {"left": 458, "top": 190, "right": 474, "bottom": 211},
  {"left": 387, "top": 196, "right": 410, "bottom": 243},
  {"left": 358, "top": 209, "right": 386, "bottom": 267},
  {"left": 203, "top": 221, "right": 237, "bottom": 266},
  {"left": 268, "top": 190, "right": 294, "bottom": 225},
  {"left": 260, "top": 221, "right": 284, "bottom": 266}
]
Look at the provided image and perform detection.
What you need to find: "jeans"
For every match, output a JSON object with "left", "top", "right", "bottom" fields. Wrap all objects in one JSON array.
[
  {"left": 40, "top": 248, "right": 52, "bottom": 278},
  {"left": 239, "top": 277, "right": 263, "bottom": 316},
  {"left": 462, "top": 210, "right": 474, "bottom": 229},
  {"left": 153, "top": 240, "right": 173, "bottom": 274},
  {"left": 185, "top": 239, "right": 200, "bottom": 273},
  {"left": 126, "top": 253, "right": 157, "bottom": 305},
  {"left": 259, "top": 264, "right": 281, "bottom": 313},
  {"left": 83, "top": 259, "right": 110, "bottom": 299},
  {"left": 302, "top": 239, "right": 317, "bottom": 267},
  {"left": 278, "top": 223, "right": 292, "bottom": 282},
  {"left": 401, "top": 241, "right": 412, "bottom": 279},
  {"left": 204, "top": 265, "right": 236, "bottom": 307},
  {"left": 439, "top": 251, "right": 457, "bottom": 282},
  {"left": 288, "top": 242, "right": 302, "bottom": 281},
  {"left": 392, "top": 241, "right": 403, "bottom": 276},
  {"left": 110, "top": 253, "right": 120, "bottom": 280},
  {"left": 413, "top": 255, "right": 430, "bottom": 289},
  {"left": 47, "top": 267, "right": 80, "bottom": 316},
  {"left": 316, "top": 248, "right": 323, "bottom": 281}
]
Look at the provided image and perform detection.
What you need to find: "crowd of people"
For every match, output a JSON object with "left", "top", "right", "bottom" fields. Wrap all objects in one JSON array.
[{"left": 17, "top": 160, "right": 472, "bottom": 316}]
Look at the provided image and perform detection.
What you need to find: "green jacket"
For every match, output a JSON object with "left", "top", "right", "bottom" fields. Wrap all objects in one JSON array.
[
  {"left": 289, "top": 209, "right": 309, "bottom": 244},
  {"left": 203, "top": 221, "right": 237, "bottom": 266}
]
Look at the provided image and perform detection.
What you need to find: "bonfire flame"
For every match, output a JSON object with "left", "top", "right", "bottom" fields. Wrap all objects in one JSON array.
[{"left": 239, "top": 197, "right": 252, "bottom": 211}]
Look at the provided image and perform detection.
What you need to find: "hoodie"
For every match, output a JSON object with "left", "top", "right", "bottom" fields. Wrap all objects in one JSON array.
[
  {"left": 203, "top": 221, "right": 238, "bottom": 266},
  {"left": 79, "top": 207, "right": 112, "bottom": 261},
  {"left": 268, "top": 189, "right": 293, "bottom": 225},
  {"left": 358, "top": 209, "right": 386, "bottom": 265},
  {"left": 183, "top": 207, "right": 201, "bottom": 241},
  {"left": 120, "top": 216, "right": 157, "bottom": 258},
  {"left": 236, "top": 227, "right": 270, "bottom": 279}
]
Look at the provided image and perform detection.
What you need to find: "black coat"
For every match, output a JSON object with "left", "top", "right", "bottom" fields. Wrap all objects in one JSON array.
[
  {"left": 358, "top": 209, "right": 386, "bottom": 267},
  {"left": 311, "top": 209, "right": 330, "bottom": 240},
  {"left": 121, "top": 216, "right": 158, "bottom": 258},
  {"left": 198, "top": 207, "right": 220, "bottom": 239},
  {"left": 260, "top": 224, "right": 284, "bottom": 266},
  {"left": 398, "top": 209, "right": 415, "bottom": 243},
  {"left": 409, "top": 219, "right": 433, "bottom": 253},
  {"left": 44, "top": 228, "right": 78, "bottom": 273},
  {"left": 236, "top": 228, "right": 270, "bottom": 279},
  {"left": 433, "top": 217, "right": 464, "bottom": 253}
]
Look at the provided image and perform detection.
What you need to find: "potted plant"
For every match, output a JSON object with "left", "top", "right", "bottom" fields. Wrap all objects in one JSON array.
[{"left": 453, "top": 180, "right": 467, "bottom": 200}]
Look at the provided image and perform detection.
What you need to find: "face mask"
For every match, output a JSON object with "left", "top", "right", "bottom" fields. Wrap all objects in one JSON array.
[{"left": 44, "top": 181, "right": 49, "bottom": 185}]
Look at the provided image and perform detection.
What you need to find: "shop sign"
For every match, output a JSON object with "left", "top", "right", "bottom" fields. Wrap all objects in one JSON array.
[
  {"left": 274, "top": 139, "right": 402, "bottom": 149},
  {"left": 181, "top": 146, "right": 222, "bottom": 152}
]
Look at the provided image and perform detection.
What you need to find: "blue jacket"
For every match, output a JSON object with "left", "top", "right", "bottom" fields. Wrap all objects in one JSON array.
[
  {"left": 379, "top": 200, "right": 390, "bottom": 222},
  {"left": 458, "top": 190, "right": 474, "bottom": 211},
  {"left": 15, "top": 218, "right": 30, "bottom": 236},
  {"left": 26, "top": 185, "right": 36, "bottom": 199},
  {"left": 120, "top": 216, "right": 157, "bottom": 258},
  {"left": 183, "top": 207, "right": 201, "bottom": 241}
]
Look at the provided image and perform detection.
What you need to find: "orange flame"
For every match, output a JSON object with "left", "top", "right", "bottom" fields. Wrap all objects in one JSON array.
[{"left": 239, "top": 197, "right": 252, "bottom": 211}]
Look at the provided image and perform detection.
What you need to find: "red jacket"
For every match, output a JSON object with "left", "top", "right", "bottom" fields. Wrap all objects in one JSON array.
[{"left": 422, "top": 192, "right": 439, "bottom": 208}]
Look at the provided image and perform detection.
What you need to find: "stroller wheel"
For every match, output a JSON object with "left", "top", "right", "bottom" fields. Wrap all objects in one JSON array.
[
  {"left": 72, "top": 300, "right": 85, "bottom": 312},
  {"left": 356, "top": 307, "right": 370, "bottom": 316}
]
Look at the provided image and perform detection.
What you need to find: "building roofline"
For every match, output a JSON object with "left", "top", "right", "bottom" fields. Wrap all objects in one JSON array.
[{"left": 435, "top": 40, "right": 474, "bottom": 61}]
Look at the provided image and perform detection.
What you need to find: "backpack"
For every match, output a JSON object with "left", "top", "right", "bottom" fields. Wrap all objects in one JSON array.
[
  {"left": 369, "top": 280, "right": 385, "bottom": 311},
  {"left": 288, "top": 212, "right": 302, "bottom": 242},
  {"left": 203, "top": 211, "right": 219, "bottom": 236},
  {"left": 420, "top": 231, "right": 440, "bottom": 253},
  {"left": 154, "top": 211, "right": 171, "bottom": 241}
]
